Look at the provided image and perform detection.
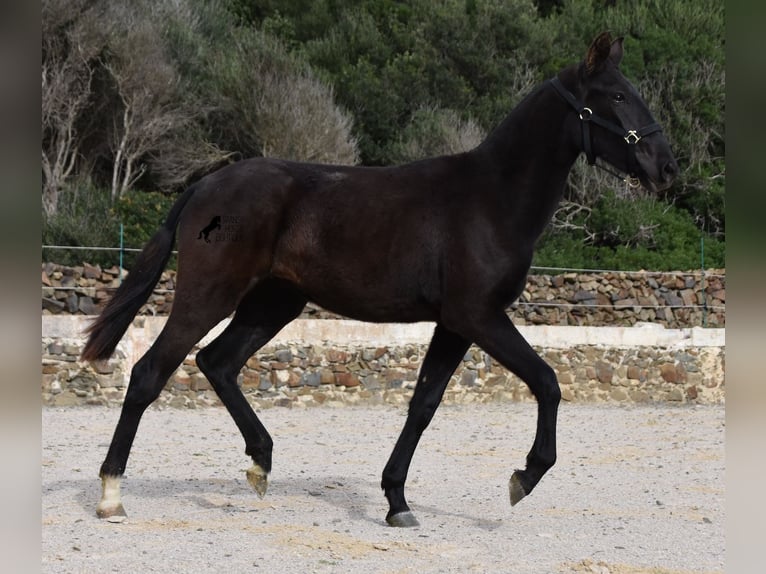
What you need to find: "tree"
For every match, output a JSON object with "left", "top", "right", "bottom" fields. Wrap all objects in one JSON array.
[
  {"left": 225, "top": 32, "right": 358, "bottom": 164},
  {"left": 99, "top": 1, "right": 198, "bottom": 201},
  {"left": 195, "top": 13, "right": 359, "bottom": 165},
  {"left": 41, "top": 37, "right": 91, "bottom": 217},
  {"left": 41, "top": 0, "right": 101, "bottom": 216},
  {"left": 42, "top": 0, "right": 724, "bottom": 271}
]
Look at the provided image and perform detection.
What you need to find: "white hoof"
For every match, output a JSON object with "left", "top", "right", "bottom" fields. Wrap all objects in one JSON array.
[
  {"left": 97, "top": 475, "right": 127, "bottom": 519},
  {"left": 246, "top": 465, "right": 268, "bottom": 498}
]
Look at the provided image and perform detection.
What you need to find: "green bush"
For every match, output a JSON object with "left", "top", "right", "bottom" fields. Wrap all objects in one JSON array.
[
  {"left": 42, "top": 183, "right": 120, "bottom": 268},
  {"left": 535, "top": 191, "right": 725, "bottom": 271},
  {"left": 113, "top": 191, "right": 178, "bottom": 268},
  {"left": 295, "top": 0, "right": 543, "bottom": 164},
  {"left": 42, "top": 185, "right": 179, "bottom": 270},
  {"left": 389, "top": 106, "right": 484, "bottom": 163}
]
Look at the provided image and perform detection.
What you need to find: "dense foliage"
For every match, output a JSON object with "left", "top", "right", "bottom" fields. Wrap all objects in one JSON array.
[{"left": 42, "top": 0, "right": 724, "bottom": 270}]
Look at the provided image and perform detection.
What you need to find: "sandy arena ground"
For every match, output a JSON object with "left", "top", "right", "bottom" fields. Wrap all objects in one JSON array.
[{"left": 42, "top": 402, "right": 724, "bottom": 573}]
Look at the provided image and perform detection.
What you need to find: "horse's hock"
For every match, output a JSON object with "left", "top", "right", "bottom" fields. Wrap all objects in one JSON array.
[{"left": 42, "top": 316, "right": 725, "bottom": 409}]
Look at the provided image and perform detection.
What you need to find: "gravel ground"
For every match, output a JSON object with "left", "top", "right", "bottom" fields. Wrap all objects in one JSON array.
[{"left": 42, "top": 403, "right": 724, "bottom": 573}]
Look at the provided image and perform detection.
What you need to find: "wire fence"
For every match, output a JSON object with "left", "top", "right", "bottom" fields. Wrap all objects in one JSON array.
[
  {"left": 41, "top": 246, "right": 727, "bottom": 277},
  {"left": 42, "top": 244, "right": 725, "bottom": 326}
]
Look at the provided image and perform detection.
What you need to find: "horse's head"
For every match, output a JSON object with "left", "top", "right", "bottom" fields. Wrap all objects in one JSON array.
[{"left": 556, "top": 32, "right": 678, "bottom": 192}]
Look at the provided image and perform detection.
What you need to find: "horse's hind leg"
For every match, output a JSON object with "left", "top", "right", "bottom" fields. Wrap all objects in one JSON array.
[
  {"left": 381, "top": 324, "right": 470, "bottom": 527},
  {"left": 195, "top": 280, "right": 306, "bottom": 497},
  {"left": 96, "top": 307, "right": 232, "bottom": 519}
]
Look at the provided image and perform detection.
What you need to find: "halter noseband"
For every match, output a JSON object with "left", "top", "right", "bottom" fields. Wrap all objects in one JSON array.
[{"left": 549, "top": 76, "right": 663, "bottom": 187}]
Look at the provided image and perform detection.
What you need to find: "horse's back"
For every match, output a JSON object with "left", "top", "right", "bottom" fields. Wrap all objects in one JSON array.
[
  {"left": 174, "top": 154, "right": 493, "bottom": 322},
  {"left": 268, "top": 160, "right": 455, "bottom": 321}
]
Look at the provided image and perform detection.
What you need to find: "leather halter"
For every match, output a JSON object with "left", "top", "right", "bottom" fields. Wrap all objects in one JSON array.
[{"left": 549, "top": 76, "right": 663, "bottom": 185}]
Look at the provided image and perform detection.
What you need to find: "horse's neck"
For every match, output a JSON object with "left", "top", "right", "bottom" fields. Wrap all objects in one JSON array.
[
  {"left": 480, "top": 78, "right": 579, "bottom": 180},
  {"left": 472, "top": 74, "right": 581, "bottom": 240}
]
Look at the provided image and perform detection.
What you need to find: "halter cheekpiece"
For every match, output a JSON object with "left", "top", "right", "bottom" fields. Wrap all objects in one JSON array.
[{"left": 548, "top": 76, "right": 662, "bottom": 187}]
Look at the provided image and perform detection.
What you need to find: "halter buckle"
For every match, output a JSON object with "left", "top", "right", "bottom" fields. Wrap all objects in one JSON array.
[
  {"left": 579, "top": 107, "right": 593, "bottom": 121},
  {"left": 625, "top": 175, "right": 642, "bottom": 188},
  {"left": 624, "top": 130, "right": 641, "bottom": 145}
]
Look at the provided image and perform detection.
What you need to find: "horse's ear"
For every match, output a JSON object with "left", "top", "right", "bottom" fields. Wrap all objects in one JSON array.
[
  {"left": 609, "top": 36, "right": 624, "bottom": 67},
  {"left": 585, "top": 31, "right": 620, "bottom": 74}
]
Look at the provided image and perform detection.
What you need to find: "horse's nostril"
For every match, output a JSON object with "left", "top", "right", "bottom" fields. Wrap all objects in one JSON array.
[
  {"left": 662, "top": 160, "right": 678, "bottom": 183},
  {"left": 663, "top": 160, "right": 678, "bottom": 181}
]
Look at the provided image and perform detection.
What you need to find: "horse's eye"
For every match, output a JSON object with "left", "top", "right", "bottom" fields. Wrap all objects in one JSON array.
[{"left": 613, "top": 92, "right": 625, "bottom": 103}]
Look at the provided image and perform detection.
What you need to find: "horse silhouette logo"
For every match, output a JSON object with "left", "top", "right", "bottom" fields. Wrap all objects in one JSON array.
[{"left": 197, "top": 215, "right": 221, "bottom": 243}]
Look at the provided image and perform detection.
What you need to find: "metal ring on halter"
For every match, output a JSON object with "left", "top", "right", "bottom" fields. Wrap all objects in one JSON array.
[
  {"left": 625, "top": 175, "right": 641, "bottom": 188},
  {"left": 624, "top": 130, "right": 641, "bottom": 144},
  {"left": 579, "top": 107, "right": 593, "bottom": 121}
]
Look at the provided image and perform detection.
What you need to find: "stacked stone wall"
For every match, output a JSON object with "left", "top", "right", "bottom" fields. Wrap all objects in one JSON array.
[
  {"left": 42, "top": 317, "right": 724, "bottom": 409},
  {"left": 42, "top": 263, "right": 725, "bottom": 328}
]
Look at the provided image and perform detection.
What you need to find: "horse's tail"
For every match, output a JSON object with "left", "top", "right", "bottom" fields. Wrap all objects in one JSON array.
[{"left": 80, "top": 184, "right": 198, "bottom": 362}]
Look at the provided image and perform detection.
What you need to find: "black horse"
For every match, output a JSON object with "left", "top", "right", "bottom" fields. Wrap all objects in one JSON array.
[{"left": 83, "top": 32, "right": 677, "bottom": 527}]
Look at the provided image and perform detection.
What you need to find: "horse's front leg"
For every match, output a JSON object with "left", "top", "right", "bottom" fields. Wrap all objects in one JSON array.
[
  {"left": 464, "top": 311, "right": 561, "bottom": 505},
  {"left": 381, "top": 324, "right": 470, "bottom": 527}
]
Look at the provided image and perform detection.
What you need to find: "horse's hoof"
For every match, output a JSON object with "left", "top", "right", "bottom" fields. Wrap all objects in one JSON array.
[
  {"left": 96, "top": 502, "right": 127, "bottom": 520},
  {"left": 509, "top": 472, "right": 527, "bottom": 506},
  {"left": 246, "top": 465, "right": 268, "bottom": 498},
  {"left": 97, "top": 475, "right": 126, "bottom": 520},
  {"left": 386, "top": 511, "right": 420, "bottom": 527}
]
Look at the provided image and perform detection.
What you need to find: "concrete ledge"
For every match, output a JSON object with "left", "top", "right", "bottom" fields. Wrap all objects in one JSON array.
[{"left": 43, "top": 316, "right": 725, "bottom": 349}]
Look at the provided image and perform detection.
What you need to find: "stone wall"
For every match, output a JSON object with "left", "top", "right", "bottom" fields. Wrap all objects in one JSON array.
[
  {"left": 42, "top": 317, "right": 725, "bottom": 409},
  {"left": 42, "top": 262, "right": 725, "bottom": 328}
]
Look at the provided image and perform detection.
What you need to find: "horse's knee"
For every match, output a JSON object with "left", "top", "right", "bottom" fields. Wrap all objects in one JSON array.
[{"left": 534, "top": 364, "right": 561, "bottom": 406}]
